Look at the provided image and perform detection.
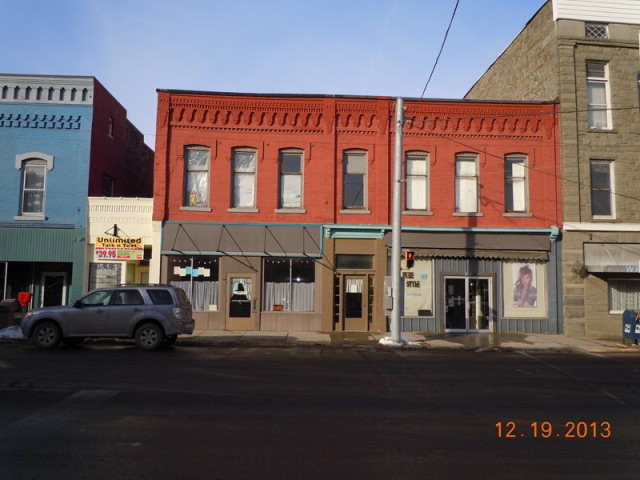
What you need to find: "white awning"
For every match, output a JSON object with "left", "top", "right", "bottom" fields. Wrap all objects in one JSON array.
[{"left": 584, "top": 243, "right": 640, "bottom": 273}]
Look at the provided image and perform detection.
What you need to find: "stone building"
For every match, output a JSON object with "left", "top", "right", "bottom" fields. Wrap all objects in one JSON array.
[{"left": 465, "top": 0, "right": 640, "bottom": 337}]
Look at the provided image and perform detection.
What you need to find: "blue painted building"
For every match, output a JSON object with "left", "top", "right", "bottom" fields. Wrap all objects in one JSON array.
[{"left": 0, "top": 74, "right": 152, "bottom": 308}]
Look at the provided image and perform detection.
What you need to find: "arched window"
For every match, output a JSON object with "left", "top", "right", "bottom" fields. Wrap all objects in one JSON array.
[{"left": 15, "top": 153, "right": 54, "bottom": 219}]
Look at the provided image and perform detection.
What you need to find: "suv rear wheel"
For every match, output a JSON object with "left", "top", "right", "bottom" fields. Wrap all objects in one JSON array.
[
  {"left": 32, "top": 321, "right": 62, "bottom": 350},
  {"left": 135, "top": 323, "right": 165, "bottom": 351}
]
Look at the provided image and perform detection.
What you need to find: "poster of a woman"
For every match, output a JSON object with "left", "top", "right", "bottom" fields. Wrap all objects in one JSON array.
[{"left": 513, "top": 264, "right": 537, "bottom": 307}]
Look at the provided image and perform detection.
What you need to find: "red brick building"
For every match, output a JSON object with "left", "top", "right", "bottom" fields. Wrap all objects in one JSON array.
[{"left": 154, "top": 91, "right": 561, "bottom": 333}]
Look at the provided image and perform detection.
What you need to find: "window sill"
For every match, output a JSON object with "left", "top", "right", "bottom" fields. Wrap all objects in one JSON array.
[
  {"left": 587, "top": 127, "right": 616, "bottom": 134},
  {"left": 403, "top": 210, "right": 433, "bottom": 216},
  {"left": 504, "top": 212, "right": 532, "bottom": 217},
  {"left": 275, "top": 208, "right": 307, "bottom": 214},
  {"left": 228, "top": 208, "right": 259, "bottom": 213},
  {"left": 592, "top": 215, "right": 616, "bottom": 221},
  {"left": 14, "top": 215, "right": 46, "bottom": 221},
  {"left": 180, "top": 206, "right": 212, "bottom": 212},
  {"left": 340, "top": 209, "right": 370, "bottom": 215},
  {"left": 453, "top": 212, "right": 483, "bottom": 217}
]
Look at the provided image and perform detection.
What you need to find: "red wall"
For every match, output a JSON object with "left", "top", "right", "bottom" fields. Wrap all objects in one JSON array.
[{"left": 154, "top": 92, "right": 561, "bottom": 228}]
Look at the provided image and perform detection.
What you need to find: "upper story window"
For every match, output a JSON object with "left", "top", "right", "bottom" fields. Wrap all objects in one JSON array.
[
  {"left": 590, "top": 160, "right": 615, "bottom": 219},
  {"left": 405, "top": 151, "right": 429, "bottom": 211},
  {"left": 102, "top": 173, "right": 114, "bottom": 197},
  {"left": 108, "top": 117, "right": 114, "bottom": 138},
  {"left": 343, "top": 150, "right": 367, "bottom": 209},
  {"left": 585, "top": 23, "right": 608, "bottom": 39},
  {"left": 232, "top": 148, "right": 257, "bottom": 208},
  {"left": 279, "top": 149, "right": 303, "bottom": 209},
  {"left": 504, "top": 154, "right": 528, "bottom": 213},
  {"left": 455, "top": 153, "right": 479, "bottom": 213},
  {"left": 184, "top": 146, "right": 210, "bottom": 207},
  {"left": 586, "top": 61, "right": 611, "bottom": 129},
  {"left": 14, "top": 153, "right": 54, "bottom": 220}
]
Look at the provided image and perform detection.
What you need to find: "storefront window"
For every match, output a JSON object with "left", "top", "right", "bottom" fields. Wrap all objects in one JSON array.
[
  {"left": 89, "top": 263, "right": 121, "bottom": 290},
  {"left": 502, "top": 262, "right": 547, "bottom": 318},
  {"left": 402, "top": 258, "right": 433, "bottom": 316},
  {"left": 168, "top": 256, "right": 219, "bottom": 311},
  {"left": 609, "top": 279, "right": 640, "bottom": 313},
  {"left": 263, "top": 258, "right": 315, "bottom": 312}
]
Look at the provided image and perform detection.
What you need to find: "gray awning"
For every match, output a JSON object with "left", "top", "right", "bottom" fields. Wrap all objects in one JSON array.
[
  {"left": 384, "top": 232, "right": 550, "bottom": 261},
  {"left": 584, "top": 243, "right": 640, "bottom": 273},
  {"left": 162, "top": 223, "right": 322, "bottom": 257}
]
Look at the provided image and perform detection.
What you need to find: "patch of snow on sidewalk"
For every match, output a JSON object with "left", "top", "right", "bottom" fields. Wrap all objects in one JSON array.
[{"left": 0, "top": 326, "right": 24, "bottom": 339}]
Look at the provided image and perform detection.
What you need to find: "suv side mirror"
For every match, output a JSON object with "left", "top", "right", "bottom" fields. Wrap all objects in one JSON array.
[{"left": 73, "top": 300, "right": 83, "bottom": 308}]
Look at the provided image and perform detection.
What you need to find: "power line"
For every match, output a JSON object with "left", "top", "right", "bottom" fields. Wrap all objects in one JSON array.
[{"left": 419, "top": 0, "right": 460, "bottom": 99}]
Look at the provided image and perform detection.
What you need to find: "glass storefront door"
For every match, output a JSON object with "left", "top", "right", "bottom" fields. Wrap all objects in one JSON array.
[{"left": 445, "top": 277, "right": 491, "bottom": 331}]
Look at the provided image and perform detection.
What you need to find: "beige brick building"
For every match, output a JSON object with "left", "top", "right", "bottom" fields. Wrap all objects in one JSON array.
[{"left": 466, "top": 0, "right": 640, "bottom": 338}]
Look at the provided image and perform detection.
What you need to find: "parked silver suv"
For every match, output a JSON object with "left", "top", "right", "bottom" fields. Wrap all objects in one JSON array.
[{"left": 21, "top": 284, "right": 194, "bottom": 350}]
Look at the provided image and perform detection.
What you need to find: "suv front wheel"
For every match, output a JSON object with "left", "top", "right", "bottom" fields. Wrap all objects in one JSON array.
[
  {"left": 135, "top": 323, "right": 165, "bottom": 351},
  {"left": 32, "top": 321, "right": 62, "bottom": 350}
]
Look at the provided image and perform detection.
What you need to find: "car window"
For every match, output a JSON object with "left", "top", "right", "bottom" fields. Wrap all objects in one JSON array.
[
  {"left": 147, "top": 289, "right": 174, "bottom": 305},
  {"left": 80, "top": 290, "right": 112, "bottom": 306},
  {"left": 111, "top": 290, "right": 144, "bottom": 305}
]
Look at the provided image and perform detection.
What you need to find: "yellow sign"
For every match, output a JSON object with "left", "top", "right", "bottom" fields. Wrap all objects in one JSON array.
[{"left": 95, "top": 236, "right": 144, "bottom": 261}]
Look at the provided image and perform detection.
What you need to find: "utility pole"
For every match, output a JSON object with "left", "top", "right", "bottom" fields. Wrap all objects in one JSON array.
[{"left": 389, "top": 97, "right": 404, "bottom": 344}]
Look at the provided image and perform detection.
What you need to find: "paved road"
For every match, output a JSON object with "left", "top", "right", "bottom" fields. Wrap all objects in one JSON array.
[{"left": 1, "top": 342, "right": 639, "bottom": 479}]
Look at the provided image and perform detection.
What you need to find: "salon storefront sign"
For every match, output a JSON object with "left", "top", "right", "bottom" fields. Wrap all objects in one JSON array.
[{"left": 94, "top": 236, "right": 144, "bottom": 261}]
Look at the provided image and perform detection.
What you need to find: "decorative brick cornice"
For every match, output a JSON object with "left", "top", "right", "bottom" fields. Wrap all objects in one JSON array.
[
  {"left": 0, "top": 112, "right": 83, "bottom": 129},
  {"left": 402, "top": 104, "right": 552, "bottom": 138}
]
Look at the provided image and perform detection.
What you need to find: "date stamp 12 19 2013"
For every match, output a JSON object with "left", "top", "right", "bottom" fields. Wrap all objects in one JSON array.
[{"left": 496, "top": 421, "right": 612, "bottom": 439}]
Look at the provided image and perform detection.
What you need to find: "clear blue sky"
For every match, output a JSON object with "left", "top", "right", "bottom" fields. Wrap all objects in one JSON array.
[{"left": 1, "top": 0, "right": 546, "bottom": 145}]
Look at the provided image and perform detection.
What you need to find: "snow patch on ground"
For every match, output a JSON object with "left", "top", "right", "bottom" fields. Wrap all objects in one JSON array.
[
  {"left": 0, "top": 326, "right": 24, "bottom": 339},
  {"left": 379, "top": 334, "right": 424, "bottom": 347}
]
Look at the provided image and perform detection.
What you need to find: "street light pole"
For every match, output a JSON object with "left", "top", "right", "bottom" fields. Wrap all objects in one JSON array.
[{"left": 390, "top": 97, "right": 404, "bottom": 344}]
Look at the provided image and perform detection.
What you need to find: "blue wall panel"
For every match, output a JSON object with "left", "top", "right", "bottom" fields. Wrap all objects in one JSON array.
[{"left": 0, "top": 103, "right": 93, "bottom": 227}]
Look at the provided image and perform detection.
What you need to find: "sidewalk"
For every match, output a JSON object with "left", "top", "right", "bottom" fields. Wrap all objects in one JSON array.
[
  {"left": 184, "top": 329, "right": 636, "bottom": 354},
  {"left": 1, "top": 325, "right": 635, "bottom": 353}
]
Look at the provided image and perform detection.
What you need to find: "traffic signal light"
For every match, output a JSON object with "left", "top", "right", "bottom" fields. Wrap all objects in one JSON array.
[{"left": 405, "top": 250, "right": 415, "bottom": 269}]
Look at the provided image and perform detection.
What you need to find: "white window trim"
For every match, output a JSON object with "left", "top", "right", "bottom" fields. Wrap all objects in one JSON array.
[
  {"left": 455, "top": 153, "right": 479, "bottom": 214},
  {"left": 404, "top": 151, "right": 430, "bottom": 213},
  {"left": 183, "top": 146, "right": 211, "bottom": 208},
  {"left": 14, "top": 152, "right": 54, "bottom": 221},
  {"left": 278, "top": 148, "right": 304, "bottom": 210},
  {"left": 231, "top": 147, "right": 258, "bottom": 209},
  {"left": 590, "top": 160, "right": 616, "bottom": 220},
  {"left": 343, "top": 149, "right": 368, "bottom": 210},
  {"left": 504, "top": 154, "right": 529, "bottom": 214},
  {"left": 608, "top": 278, "right": 640, "bottom": 314},
  {"left": 586, "top": 61, "right": 612, "bottom": 130}
]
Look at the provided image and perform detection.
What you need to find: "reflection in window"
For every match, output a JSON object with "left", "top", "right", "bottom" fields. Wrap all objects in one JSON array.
[
  {"left": 232, "top": 148, "right": 257, "bottom": 208},
  {"left": 405, "top": 152, "right": 429, "bottom": 210},
  {"left": 455, "top": 154, "right": 478, "bottom": 213},
  {"left": 504, "top": 154, "right": 527, "bottom": 212},
  {"left": 168, "top": 256, "right": 219, "bottom": 310},
  {"left": 279, "top": 150, "right": 303, "bottom": 208},
  {"left": 184, "top": 146, "right": 210, "bottom": 207},
  {"left": 20, "top": 160, "right": 47, "bottom": 215},
  {"left": 263, "top": 258, "right": 315, "bottom": 312},
  {"left": 590, "top": 160, "right": 614, "bottom": 218},
  {"left": 587, "top": 61, "right": 611, "bottom": 129},
  {"left": 343, "top": 150, "right": 367, "bottom": 209}
]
